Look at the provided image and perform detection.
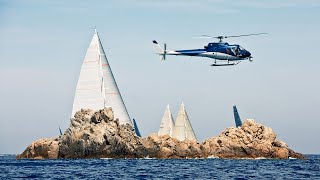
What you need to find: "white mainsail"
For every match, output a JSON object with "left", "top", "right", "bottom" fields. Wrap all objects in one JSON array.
[
  {"left": 171, "top": 103, "right": 197, "bottom": 141},
  {"left": 158, "top": 104, "right": 175, "bottom": 136},
  {"left": 72, "top": 29, "right": 132, "bottom": 125}
]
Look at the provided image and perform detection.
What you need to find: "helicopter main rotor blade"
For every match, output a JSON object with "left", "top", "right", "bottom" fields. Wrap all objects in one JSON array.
[
  {"left": 201, "top": 35, "right": 213, "bottom": 38},
  {"left": 194, "top": 33, "right": 268, "bottom": 40},
  {"left": 192, "top": 35, "right": 213, "bottom": 39},
  {"left": 222, "top": 33, "right": 268, "bottom": 38}
]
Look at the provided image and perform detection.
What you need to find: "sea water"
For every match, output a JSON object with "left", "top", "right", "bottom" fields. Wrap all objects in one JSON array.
[{"left": 0, "top": 154, "right": 319, "bottom": 179}]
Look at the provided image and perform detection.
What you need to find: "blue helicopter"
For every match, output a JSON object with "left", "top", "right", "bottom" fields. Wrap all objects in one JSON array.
[{"left": 153, "top": 33, "right": 267, "bottom": 66}]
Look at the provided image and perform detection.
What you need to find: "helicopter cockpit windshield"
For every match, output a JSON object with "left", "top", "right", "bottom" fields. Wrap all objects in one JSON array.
[
  {"left": 229, "top": 46, "right": 238, "bottom": 56},
  {"left": 234, "top": 45, "right": 246, "bottom": 56},
  {"left": 238, "top": 45, "right": 245, "bottom": 51}
]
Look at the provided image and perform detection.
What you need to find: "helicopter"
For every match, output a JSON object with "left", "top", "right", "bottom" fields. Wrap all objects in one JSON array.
[{"left": 152, "top": 33, "right": 267, "bottom": 66}]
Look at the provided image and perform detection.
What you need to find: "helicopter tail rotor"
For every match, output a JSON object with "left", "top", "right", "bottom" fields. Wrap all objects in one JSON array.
[
  {"left": 152, "top": 40, "right": 167, "bottom": 61},
  {"left": 162, "top": 43, "right": 167, "bottom": 60}
]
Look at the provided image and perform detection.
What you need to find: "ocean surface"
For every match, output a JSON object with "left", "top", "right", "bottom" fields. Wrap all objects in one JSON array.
[{"left": 0, "top": 154, "right": 319, "bottom": 179}]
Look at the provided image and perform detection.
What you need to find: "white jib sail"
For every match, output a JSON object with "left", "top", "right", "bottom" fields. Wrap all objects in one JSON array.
[
  {"left": 158, "top": 104, "right": 175, "bottom": 136},
  {"left": 172, "top": 103, "right": 197, "bottom": 141}
]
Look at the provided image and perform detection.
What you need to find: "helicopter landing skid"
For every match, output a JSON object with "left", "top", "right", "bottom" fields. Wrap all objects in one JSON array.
[{"left": 211, "top": 61, "right": 241, "bottom": 66}]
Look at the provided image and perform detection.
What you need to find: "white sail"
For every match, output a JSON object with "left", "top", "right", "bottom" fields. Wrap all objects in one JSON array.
[
  {"left": 158, "top": 104, "right": 175, "bottom": 136},
  {"left": 72, "top": 30, "right": 132, "bottom": 125},
  {"left": 172, "top": 103, "right": 197, "bottom": 141},
  {"left": 184, "top": 109, "right": 197, "bottom": 141}
]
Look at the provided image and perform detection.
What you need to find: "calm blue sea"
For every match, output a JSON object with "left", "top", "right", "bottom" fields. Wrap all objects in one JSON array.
[{"left": 0, "top": 154, "right": 319, "bottom": 179}]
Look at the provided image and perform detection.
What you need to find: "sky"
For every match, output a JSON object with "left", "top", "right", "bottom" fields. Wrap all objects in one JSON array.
[{"left": 0, "top": 0, "right": 319, "bottom": 154}]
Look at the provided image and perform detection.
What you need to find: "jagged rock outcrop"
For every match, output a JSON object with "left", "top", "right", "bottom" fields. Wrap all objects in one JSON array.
[
  {"left": 202, "top": 119, "right": 304, "bottom": 159},
  {"left": 141, "top": 134, "right": 204, "bottom": 158},
  {"left": 59, "top": 108, "right": 144, "bottom": 158},
  {"left": 17, "top": 108, "right": 304, "bottom": 159},
  {"left": 16, "top": 138, "right": 59, "bottom": 159}
]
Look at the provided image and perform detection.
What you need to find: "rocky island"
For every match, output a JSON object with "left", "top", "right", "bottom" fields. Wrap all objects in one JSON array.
[{"left": 17, "top": 108, "right": 304, "bottom": 159}]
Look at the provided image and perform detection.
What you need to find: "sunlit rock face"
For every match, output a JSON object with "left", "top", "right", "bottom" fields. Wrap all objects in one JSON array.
[
  {"left": 202, "top": 119, "right": 304, "bottom": 159},
  {"left": 16, "top": 138, "right": 59, "bottom": 159},
  {"left": 59, "top": 108, "right": 141, "bottom": 158},
  {"left": 17, "top": 109, "right": 304, "bottom": 159}
]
